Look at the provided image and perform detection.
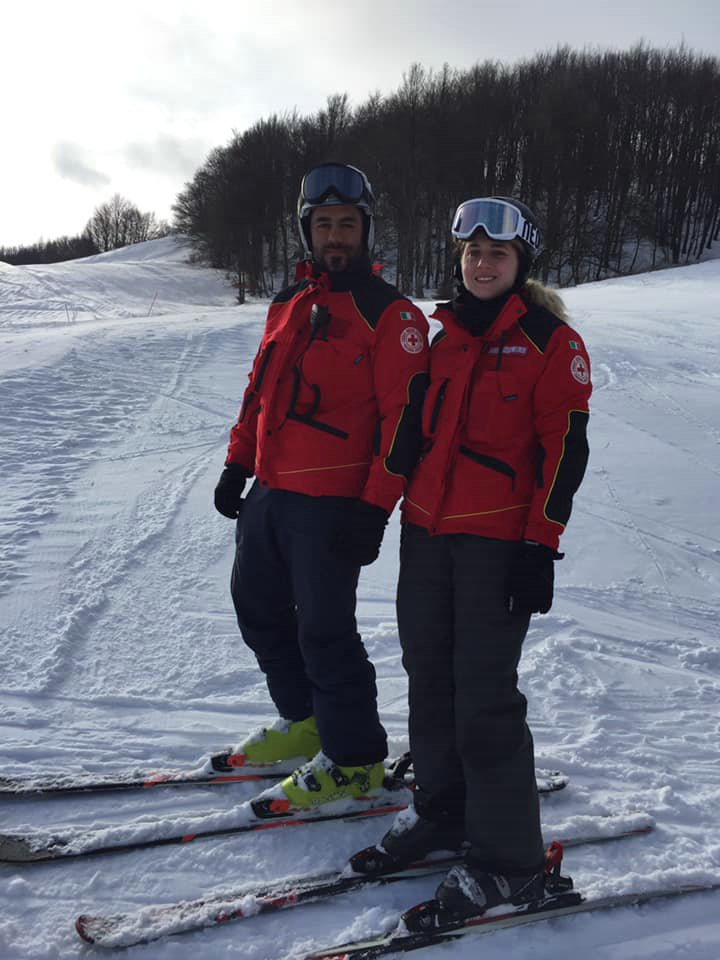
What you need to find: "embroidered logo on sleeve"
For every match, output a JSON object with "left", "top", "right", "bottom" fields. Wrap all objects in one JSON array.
[
  {"left": 401, "top": 327, "right": 424, "bottom": 354},
  {"left": 571, "top": 354, "right": 590, "bottom": 384}
]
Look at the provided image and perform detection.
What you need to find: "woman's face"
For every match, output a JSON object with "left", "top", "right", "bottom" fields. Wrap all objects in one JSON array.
[{"left": 460, "top": 234, "right": 520, "bottom": 300}]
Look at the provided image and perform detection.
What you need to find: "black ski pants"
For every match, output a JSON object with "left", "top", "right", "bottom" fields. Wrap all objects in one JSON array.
[
  {"left": 397, "top": 523, "right": 544, "bottom": 871},
  {"left": 231, "top": 482, "right": 387, "bottom": 766}
]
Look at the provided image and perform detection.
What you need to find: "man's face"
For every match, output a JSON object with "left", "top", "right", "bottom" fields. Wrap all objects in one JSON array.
[{"left": 310, "top": 204, "right": 364, "bottom": 272}]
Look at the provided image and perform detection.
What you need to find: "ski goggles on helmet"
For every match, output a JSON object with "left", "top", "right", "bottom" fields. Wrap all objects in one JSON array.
[
  {"left": 451, "top": 198, "right": 541, "bottom": 256},
  {"left": 298, "top": 163, "right": 374, "bottom": 214}
]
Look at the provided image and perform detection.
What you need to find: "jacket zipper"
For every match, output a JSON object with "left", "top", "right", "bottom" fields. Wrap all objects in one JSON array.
[
  {"left": 238, "top": 342, "right": 277, "bottom": 423},
  {"left": 253, "top": 341, "right": 276, "bottom": 391},
  {"left": 429, "top": 379, "right": 449, "bottom": 434}
]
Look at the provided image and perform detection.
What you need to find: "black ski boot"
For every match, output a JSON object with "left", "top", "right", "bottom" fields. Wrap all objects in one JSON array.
[
  {"left": 401, "top": 841, "right": 574, "bottom": 932},
  {"left": 348, "top": 805, "right": 465, "bottom": 877}
]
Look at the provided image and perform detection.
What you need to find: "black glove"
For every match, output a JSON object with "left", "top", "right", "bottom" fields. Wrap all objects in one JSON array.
[
  {"left": 214, "top": 464, "right": 250, "bottom": 519},
  {"left": 333, "top": 501, "right": 389, "bottom": 567},
  {"left": 507, "top": 540, "right": 563, "bottom": 615}
]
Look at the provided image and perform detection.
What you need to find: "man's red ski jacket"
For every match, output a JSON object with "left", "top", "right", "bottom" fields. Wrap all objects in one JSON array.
[{"left": 225, "top": 261, "right": 430, "bottom": 514}]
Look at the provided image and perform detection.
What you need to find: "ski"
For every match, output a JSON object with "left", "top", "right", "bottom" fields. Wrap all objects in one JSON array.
[
  {"left": 0, "top": 755, "right": 567, "bottom": 800},
  {"left": 301, "top": 877, "right": 720, "bottom": 959},
  {"left": 0, "top": 789, "right": 411, "bottom": 865},
  {"left": 0, "top": 751, "right": 303, "bottom": 798},
  {"left": 75, "top": 820, "right": 654, "bottom": 948},
  {"left": 0, "top": 769, "right": 566, "bottom": 864}
]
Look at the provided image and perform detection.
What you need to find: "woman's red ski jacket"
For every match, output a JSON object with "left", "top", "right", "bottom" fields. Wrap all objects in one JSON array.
[{"left": 402, "top": 292, "right": 591, "bottom": 550}]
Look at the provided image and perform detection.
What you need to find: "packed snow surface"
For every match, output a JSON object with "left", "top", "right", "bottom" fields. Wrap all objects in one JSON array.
[{"left": 1, "top": 239, "right": 720, "bottom": 958}]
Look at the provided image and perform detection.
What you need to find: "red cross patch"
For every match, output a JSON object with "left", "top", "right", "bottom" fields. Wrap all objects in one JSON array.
[
  {"left": 400, "top": 327, "right": 423, "bottom": 354},
  {"left": 571, "top": 354, "right": 589, "bottom": 385}
]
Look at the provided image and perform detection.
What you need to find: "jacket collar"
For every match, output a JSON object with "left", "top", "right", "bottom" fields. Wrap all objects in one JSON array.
[
  {"left": 431, "top": 292, "right": 528, "bottom": 343},
  {"left": 294, "top": 256, "right": 375, "bottom": 292}
]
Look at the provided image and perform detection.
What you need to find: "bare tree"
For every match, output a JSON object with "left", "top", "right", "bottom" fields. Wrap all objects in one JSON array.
[{"left": 85, "top": 194, "right": 166, "bottom": 252}]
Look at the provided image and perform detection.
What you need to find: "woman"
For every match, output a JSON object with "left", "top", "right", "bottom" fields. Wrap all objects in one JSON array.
[{"left": 353, "top": 197, "right": 592, "bottom": 922}]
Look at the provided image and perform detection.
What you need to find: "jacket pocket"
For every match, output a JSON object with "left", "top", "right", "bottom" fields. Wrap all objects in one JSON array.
[
  {"left": 285, "top": 411, "right": 350, "bottom": 439},
  {"left": 301, "top": 334, "right": 370, "bottom": 400},
  {"left": 464, "top": 371, "right": 522, "bottom": 447},
  {"left": 459, "top": 446, "right": 516, "bottom": 490}
]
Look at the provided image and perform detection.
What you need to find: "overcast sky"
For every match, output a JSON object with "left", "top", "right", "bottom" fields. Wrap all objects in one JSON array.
[{"left": 1, "top": 0, "right": 718, "bottom": 248}]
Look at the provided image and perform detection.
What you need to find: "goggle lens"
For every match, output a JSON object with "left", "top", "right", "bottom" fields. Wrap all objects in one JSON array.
[
  {"left": 301, "top": 164, "right": 367, "bottom": 205},
  {"left": 452, "top": 199, "right": 523, "bottom": 241}
]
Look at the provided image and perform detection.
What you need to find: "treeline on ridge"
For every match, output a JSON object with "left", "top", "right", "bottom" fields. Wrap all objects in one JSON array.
[
  {"left": 174, "top": 44, "right": 720, "bottom": 297},
  {"left": 0, "top": 234, "right": 99, "bottom": 267},
  {"left": 0, "top": 195, "right": 169, "bottom": 266}
]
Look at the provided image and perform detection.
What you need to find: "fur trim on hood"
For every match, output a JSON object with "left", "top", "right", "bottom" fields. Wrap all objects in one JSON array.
[{"left": 524, "top": 279, "right": 569, "bottom": 322}]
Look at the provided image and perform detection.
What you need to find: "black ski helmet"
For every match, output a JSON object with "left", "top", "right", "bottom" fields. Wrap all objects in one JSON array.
[
  {"left": 492, "top": 196, "right": 542, "bottom": 285},
  {"left": 297, "top": 162, "right": 375, "bottom": 257}
]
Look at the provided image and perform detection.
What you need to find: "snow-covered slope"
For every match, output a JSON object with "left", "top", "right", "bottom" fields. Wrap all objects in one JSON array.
[
  {"left": 0, "top": 236, "right": 235, "bottom": 374},
  {"left": 1, "top": 241, "right": 719, "bottom": 958}
]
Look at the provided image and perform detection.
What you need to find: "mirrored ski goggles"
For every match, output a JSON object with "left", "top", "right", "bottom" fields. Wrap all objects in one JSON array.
[
  {"left": 451, "top": 198, "right": 541, "bottom": 255},
  {"left": 300, "top": 164, "right": 373, "bottom": 208}
]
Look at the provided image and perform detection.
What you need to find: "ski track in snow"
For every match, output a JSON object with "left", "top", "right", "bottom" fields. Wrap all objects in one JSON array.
[{"left": 1, "top": 245, "right": 720, "bottom": 958}]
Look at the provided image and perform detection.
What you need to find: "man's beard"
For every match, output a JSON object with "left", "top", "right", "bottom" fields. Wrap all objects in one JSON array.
[{"left": 318, "top": 244, "right": 360, "bottom": 273}]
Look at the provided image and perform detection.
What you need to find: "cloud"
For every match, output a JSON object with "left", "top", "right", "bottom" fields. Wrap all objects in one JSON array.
[
  {"left": 122, "top": 135, "right": 211, "bottom": 177},
  {"left": 52, "top": 142, "right": 111, "bottom": 188}
]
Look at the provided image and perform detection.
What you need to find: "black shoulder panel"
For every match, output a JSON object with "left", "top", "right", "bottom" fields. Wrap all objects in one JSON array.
[
  {"left": 272, "top": 278, "right": 312, "bottom": 305},
  {"left": 431, "top": 328, "right": 448, "bottom": 348},
  {"left": 518, "top": 305, "right": 566, "bottom": 355},
  {"left": 350, "top": 276, "right": 407, "bottom": 331}
]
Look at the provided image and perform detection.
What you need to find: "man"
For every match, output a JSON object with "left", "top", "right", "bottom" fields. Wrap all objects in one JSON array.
[{"left": 214, "top": 162, "right": 429, "bottom": 810}]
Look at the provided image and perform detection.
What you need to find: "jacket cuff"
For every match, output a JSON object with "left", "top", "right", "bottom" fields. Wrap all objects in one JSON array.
[
  {"left": 360, "top": 486, "right": 399, "bottom": 516},
  {"left": 523, "top": 522, "right": 561, "bottom": 552},
  {"left": 224, "top": 457, "right": 254, "bottom": 475}
]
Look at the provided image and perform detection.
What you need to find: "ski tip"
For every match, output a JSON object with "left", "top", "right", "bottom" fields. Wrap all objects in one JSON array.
[
  {"left": 0, "top": 778, "right": 25, "bottom": 795},
  {"left": 0, "top": 833, "right": 60, "bottom": 863},
  {"left": 75, "top": 915, "right": 96, "bottom": 944},
  {"left": 629, "top": 823, "right": 655, "bottom": 836},
  {"left": 304, "top": 951, "right": 354, "bottom": 960},
  {"left": 0, "top": 777, "right": 52, "bottom": 797}
]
